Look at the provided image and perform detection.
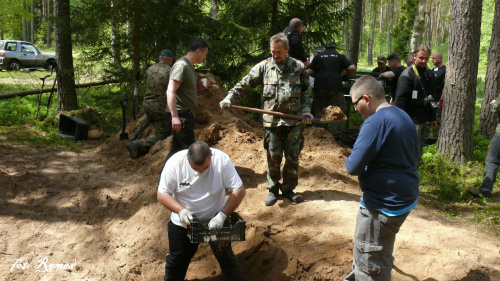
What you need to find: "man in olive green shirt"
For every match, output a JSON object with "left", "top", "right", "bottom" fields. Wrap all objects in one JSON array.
[
  {"left": 165, "top": 38, "right": 209, "bottom": 160},
  {"left": 127, "top": 49, "right": 174, "bottom": 159}
]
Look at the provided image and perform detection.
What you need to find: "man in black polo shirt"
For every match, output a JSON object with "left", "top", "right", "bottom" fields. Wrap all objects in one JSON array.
[
  {"left": 379, "top": 53, "right": 406, "bottom": 102},
  {"left": 308, "top": 40, "right": 355, "bottom": 138}
]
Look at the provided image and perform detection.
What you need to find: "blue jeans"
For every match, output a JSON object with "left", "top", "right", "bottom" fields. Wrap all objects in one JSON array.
[
  {"left": 479, "top": 132, "right": 500, "bottom": 197},
  {"left": 164, "top": 220, "right": 244, "bottom": 281},
  {"left": 344, "top": 208, "right": 409, "bottom": 281}
]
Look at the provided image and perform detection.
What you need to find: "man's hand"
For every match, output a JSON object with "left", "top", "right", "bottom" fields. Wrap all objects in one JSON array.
[
  {"left": 301, "top": 112, "right": 314, "bottom": 124},
  {"left": 490, "top": 100, "right": 496, "bottom": 105},
  {"left": 430, "top": 121, "right": 438, "bottom": 130},
  {"left": 208, "top": 211, "right": 227, "bottom": 230},
  {"left": 179, "top": 208, "right": 193, "bottom": 225},
  {"left": 172, "top": 116, "right": 182, "bottom": 133},
  {"left": 220, "top": 97, "right": 232, "bottom": 109}
]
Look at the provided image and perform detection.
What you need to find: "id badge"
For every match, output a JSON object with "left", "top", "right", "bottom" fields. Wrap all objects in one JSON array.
[{"left": 412, "top": 90, "right": 418, "bottom": 99}]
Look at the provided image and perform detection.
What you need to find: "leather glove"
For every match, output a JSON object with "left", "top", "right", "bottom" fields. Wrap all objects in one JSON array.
[
  {"left": 208, "top": 211, "right": 227, "bottom": 230},
  {"left": 219, "top": 97, "right": 232, "bottom": 109},
  {"left": 301, "top": 112, "right": 314, "bottom": 124},
  {"left": 179, "top": 208, "right": 193, "bottom": 225}
]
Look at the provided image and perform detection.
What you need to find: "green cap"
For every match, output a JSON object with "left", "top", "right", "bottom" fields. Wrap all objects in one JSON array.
[
  {"left": 160, "top": 49, "right": 174, "bottom": 57},
  {"left": 314, "top": 46, "right": 324, "bottom": 53}
]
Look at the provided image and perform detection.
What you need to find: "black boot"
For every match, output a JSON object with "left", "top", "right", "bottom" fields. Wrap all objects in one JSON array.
[
  {"left": 281, "top": 189, "right": 304, "bottom": 203},
  {"left": 126, "top": 141, "right": 149, "bottom": 159}
]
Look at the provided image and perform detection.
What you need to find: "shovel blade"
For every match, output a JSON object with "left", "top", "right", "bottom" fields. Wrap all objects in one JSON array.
[{"left": 119, "top": 133, "right": 129, "bottom": 141}]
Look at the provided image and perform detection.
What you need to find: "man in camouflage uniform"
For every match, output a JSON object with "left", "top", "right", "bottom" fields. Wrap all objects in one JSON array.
[
  {"left": 126, "top": 49, "right": 174, "bottom": 159},
  {"left": 220, "top": 33, "right": 312, "bottom": 206},
  {"left": 469, "top": 96, "right": 500, "bottom": 199}
]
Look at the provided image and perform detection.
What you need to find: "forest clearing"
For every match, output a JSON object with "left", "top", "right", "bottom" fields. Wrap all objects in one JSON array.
[{"left": 1, "top": 77, "right": 499, "bottom": 281}]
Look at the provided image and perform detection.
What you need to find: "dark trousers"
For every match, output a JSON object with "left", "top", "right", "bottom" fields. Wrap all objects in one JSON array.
[
  {"left": 166, "top": 110, "right": 196, "bottom": 161},
  {"left": 480, "top": 132, "right": 500, "bottom": 197},
  {"left": 164, "top": 220, "right": 244, "bottom": 281}
]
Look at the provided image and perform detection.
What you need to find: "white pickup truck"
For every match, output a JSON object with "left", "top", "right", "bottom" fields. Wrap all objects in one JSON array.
[{"left": 0, "top": 40, "right": 56, "bottom": 71}]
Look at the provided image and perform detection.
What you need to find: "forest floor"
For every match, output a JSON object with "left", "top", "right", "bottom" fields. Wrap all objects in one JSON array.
[{"left": 1, "top": 75, "right": 499, "bottom": 281}]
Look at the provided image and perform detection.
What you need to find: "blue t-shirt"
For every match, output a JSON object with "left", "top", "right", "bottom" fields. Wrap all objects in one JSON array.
[{"left": 345, "top": 106, "right": 420, "bottom": 213}]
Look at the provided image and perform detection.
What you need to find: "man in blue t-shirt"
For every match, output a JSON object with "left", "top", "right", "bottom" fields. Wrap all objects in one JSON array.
[{"left": 344, "top": 76, "right": 420, "bottom": 281}]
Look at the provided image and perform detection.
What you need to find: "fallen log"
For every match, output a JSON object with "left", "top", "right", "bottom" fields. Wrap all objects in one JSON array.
[{"left": 0, "top": 80, "right": 120, "bottom": 100}]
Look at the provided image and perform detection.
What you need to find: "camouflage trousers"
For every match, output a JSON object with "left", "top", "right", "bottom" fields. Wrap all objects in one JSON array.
[
  {"left": 311, "top": 89, "right": 346, "bottom": 137},
  {"left": 264, "top": 125, "right": 303, "bottom": 193},
  {"left": 132, "top": 101, "right": 172, "bottom": 150}
]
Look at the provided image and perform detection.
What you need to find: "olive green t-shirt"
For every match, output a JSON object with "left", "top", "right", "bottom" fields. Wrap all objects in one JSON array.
[{"left": 168, "top": 56, "right": 197, "bottom": 112}]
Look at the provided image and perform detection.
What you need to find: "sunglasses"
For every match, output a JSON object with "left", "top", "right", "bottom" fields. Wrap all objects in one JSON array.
[{"left": 353, "top": 96, "right": 363, "bottom": 108}]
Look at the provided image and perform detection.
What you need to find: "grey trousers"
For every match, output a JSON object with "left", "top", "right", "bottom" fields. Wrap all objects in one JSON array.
[
  {"left": 415, "top": 122, "right": 429, "bottom": 156},
  {"left": 344, "top": 208, "right": 409, "bottom": 281},
  {"left": 479, "top": 132, "right": 500, "bottom": 197}
]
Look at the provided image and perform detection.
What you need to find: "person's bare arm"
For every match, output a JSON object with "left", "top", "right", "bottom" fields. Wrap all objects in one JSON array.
[
  {"left": 379, "top": 71, "right": 395, "bottom": 79},
  {"left": 346, "top": 64, "right": 356, "bottom": 77},
  {"left": 220, "top": 186, "right": 246, "bottom": 216},
  {"left": 166, "top": 80, "right": 182, "bottom": 133},
  {"left": 157, "top": 191, "right": 184, "bottom": 213}
]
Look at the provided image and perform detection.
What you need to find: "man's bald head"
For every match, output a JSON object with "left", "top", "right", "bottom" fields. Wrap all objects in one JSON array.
[{"left": 432, "top": 52, "right": 443, "bottom": 67}]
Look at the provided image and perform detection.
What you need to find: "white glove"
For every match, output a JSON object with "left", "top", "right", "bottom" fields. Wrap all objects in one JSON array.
[
  {"left": 219, "top": 98, "right": 232, "bottom": 109},
  {"left": 301, "top": 112, "right": 314, "bottom": 124},
  {"left": 179, "top": 209, "right": 193, "bottom": 225},
  {"left": 208, "top": 211, "right": 227, "bottom": 230}
]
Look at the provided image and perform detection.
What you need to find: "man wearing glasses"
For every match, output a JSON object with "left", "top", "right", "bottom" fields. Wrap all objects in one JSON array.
[{"left": 345, "top": 76, "right": 420, "bottom": 281}]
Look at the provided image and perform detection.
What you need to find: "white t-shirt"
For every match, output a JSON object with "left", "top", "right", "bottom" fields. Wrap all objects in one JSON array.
[{"left": 158, "top": 148, "right": 243, "bottom": 228}]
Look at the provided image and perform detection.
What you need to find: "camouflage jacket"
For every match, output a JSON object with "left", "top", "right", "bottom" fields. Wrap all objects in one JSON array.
[
  {"left": 143, "top": 61, "right": 171, "bottom": 109},
  {"left": 226, "top": 57, "right": 312, "bottom": 127}
]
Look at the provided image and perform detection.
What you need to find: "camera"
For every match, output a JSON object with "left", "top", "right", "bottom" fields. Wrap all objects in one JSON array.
[{"left": 423, "top": 95, "right": 434, "bottom": 105}]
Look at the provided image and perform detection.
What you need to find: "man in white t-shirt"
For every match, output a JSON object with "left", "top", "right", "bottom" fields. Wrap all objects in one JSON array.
[{"left": 157, "top": 141, "right": 246, "bottom": 281}]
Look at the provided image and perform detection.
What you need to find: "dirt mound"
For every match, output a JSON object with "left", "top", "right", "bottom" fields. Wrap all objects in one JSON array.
[{"left": 1, "top": 74, "right": 499, "bottom": 281}]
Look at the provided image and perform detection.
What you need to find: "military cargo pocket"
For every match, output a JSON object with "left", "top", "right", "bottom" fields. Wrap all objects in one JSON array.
[
  {"left": 354, "top": 241, "right": 383, "bottom": 276},
  {"left": 263, "top": 80, "right": 277, "bottom": 98},
  {"left": 264, "top": 130, "right": 270, "bottom": 150}
]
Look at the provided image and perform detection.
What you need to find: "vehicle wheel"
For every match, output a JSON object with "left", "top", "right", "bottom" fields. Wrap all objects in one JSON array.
[
  {"left": 8, "top": 60, "right": 21, "bottom": 71},
  {"left": 45, "top": 60, "right": 56, "bottom": 71}
]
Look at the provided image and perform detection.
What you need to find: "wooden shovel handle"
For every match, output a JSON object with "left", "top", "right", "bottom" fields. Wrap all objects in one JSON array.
[{"left": 229, "top": 105, "right": 303, "bottom": 121}]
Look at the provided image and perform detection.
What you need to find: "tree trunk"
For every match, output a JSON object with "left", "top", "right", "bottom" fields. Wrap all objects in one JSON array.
[
  {"left": 437, "top": 0, "right": 482, "bottom": 163},
  {"left": 478, "top": 0, "right": 500, "bottom": 139},
  {"left": 54, "top": 0, "right": 78, "bottom": 111},
  {"left": 367, "top": 0, "right": 376, "bottom": 66},
  {"left": 132, "top": 0, "right": 141, "bottom": 97},
  {"left": 410, "top": 0, "right": 426, "bottom": 53},
  {"left": 432, "top": 2, "right": 441, "bottom": 47},
  {"left": 31, "top": 0, "right": 34, "bottom": 43},
  {"left": 110, "top": 0, "right": 121, "bottom": 65},
  {"left": 47, "top": 0, "right": 51, "bottom": 48},
  {"left": 342, "top": 0, "right": 350, "bottom": 51},
  {"left": 209, "top": 0, "right": 219, "bottom": 20},
  {"left": 359, "top": 0, "right": 364, "bottom": 54},
  {"left": 387, "top": 0, "right": 394, "bottom": 55},
  {"left": 347, "top": 0, "right": 363, "bottom": 66}
]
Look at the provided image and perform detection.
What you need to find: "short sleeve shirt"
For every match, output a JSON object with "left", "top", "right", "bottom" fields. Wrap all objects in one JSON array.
[
  {"left": 158, "top": 148, "right": 243, "bottom": 228},
  {"left": 168, "top": 56, "right": 198, "bottom": 112},
  {"left": 310, "top": 50, "right": 353, "bottom": 91}
]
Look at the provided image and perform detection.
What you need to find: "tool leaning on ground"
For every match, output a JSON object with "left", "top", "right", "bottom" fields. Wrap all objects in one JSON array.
[
  {"left": 228, "top": 105, "right": 346, "bottom": 124},
  {"left": 34, "top": 67, "right": 55, "bottom": 124},
  {"left": 119, "top": 98, "right": 129, "bottom": 140}
]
